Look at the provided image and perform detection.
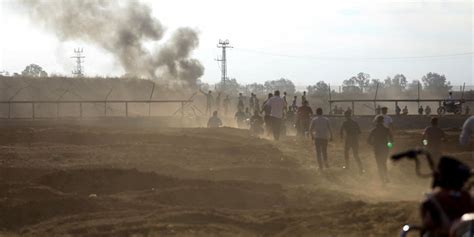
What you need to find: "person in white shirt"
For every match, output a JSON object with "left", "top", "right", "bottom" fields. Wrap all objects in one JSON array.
[
  {"left": 460, "top": 115, "right": 474, "bottom": 146},
  {"left": 266, "top": 90, "right": 285, "bottom": 140},
  {"left": 309, "top": 108, "right": 333, "bottom": 170},
  {"left": 373, "top": 107, "right": 393, "bottom": 130},
  {"left": 448, "top": 92, "right": 454, "bottom": 101}
]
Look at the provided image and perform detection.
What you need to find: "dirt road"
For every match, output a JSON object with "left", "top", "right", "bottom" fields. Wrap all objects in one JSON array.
[{"left": 0, "top": 121, "right": 471, "bottom": 236}]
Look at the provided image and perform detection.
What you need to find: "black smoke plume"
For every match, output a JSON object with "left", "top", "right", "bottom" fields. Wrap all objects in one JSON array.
[{"left": 19, "top": 0, "right": 204, "bottom": 87}]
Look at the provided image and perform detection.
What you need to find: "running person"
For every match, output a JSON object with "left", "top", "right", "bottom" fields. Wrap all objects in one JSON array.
[
  {"left": 266, "top": 90, "right": 285, "bottom": 141},
  {"left": 261, "top": 93, "right": 273, "bottom": 136},
  {"left": 309, "top": 108, "right": 333, "bottom": 170},
  {"left": 340, "top": 110, "right": 364, "bottom": 173},
  {"left": 373, "top": 106, "right": 393, "bottom": 130},
  {"left": 368, "top": 115, "right": 393, "bottom": 183},
  {"left": 422, "top": 117, "right": 446, "bottom": 160},
  {"left": 249, "top": 110, "right": 264, "bottom": 136},
  {"left": 296, "top": 100, "right": 313, "bottom": 137}
]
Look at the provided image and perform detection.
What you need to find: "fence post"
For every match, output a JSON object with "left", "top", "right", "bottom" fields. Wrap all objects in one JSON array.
[
  {"left": 79, "top": 103, "right": 83, "bottom": 119},
  {"left": 125, "top": 102, "right": 128, "bottom": 117}
]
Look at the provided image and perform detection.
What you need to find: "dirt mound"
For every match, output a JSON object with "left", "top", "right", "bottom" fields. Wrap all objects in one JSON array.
[
  {"left": 37, "top": 169, "right": 180, "bottom": 195},
  {"left": 140, "top": 186, "right": 285, "bottom": 209},
  {"left": 0, "top": 197, "right": 102, "bottom": 230},
  {"left": 6, "top": 186, "right": 65, "bottom": 201},
  {"left": 1, "top": 124, "right": 465, "bottom": 236}
]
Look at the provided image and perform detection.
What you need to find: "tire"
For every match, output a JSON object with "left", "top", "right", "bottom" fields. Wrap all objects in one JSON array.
[
  {"left": 437, "top": 107, "right": 446, "bottom": 115},
  {"left": 454, "top": 107, "right": 462, "bottom": 115}
]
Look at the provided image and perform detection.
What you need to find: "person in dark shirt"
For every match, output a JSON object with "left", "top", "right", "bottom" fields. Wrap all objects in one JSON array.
[
  {"left": 245, "top": 107, "right": 252, "bottom": 119},
  {"left": 249, "top": 110, "right": 264, "bottom": 136},
  {"left": 249, "top": 93, "right": 255, "bottom": 111},
  {"left": 291, "top": 95, "right": 298, "bottom": 111},
  {"left": 207, "top": 111, "right": 223, "bottom": 128},
  {"left": 345, "top": 107, "right": 352, "bottom": 116},
  {"left": 418, "top": 106, "right": 424, "bottom": 115},
  {"left": 422, "top": 117, "right": 446, "bottom": 160},
  {"left": 234, "top": 108, "right": 246, "bottom": 128},
  {"left": 286, "top": 106, "right": 295, "bottom": 128},
  {"left": 215, "top": 92, "right": 221, "bottom": 110},
  {"left": 340, "top": 110, "right": 364, "bottom": 173},
  {"left": 261, "top": 93, "right": 273, "bottom": 136},
  {"left": 199, "top": 89, "right": 213, "bottom": 115},
  {"left": 296, "top": 100, "right": 313, "bottom": 137},
  {"left": 395, "top": 105, "right": 401, "bottom": 115},
  {"left": 425, "top": 105, "right": 432, "bottom": 115},
  {"left": 402, "top": 105, "right": 409, "bottom": 115},
  {"left": 238, "top": 93, "right": 245, "bottom": 111},
  {"left": 421, "top": 157, "right": 473, "bottom": 237},
  {"left": 223, "top": 95, "right": 230, "bottom": 115},
  {"left": 367, "top": 115, "right": 393, "bottom": 183}
]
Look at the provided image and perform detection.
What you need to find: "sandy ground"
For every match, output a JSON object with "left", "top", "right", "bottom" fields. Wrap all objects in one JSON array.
[{"left": 0, "top": 120, "right": 472, "bottom": 236}]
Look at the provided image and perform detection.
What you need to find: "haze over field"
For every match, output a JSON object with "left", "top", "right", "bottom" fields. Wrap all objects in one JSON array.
[
  {"left": 0, "top": 1, "right": 474, "bottom": 236},
  {"left": 0, "top": 0, "right": 472, "bottom": 86}
]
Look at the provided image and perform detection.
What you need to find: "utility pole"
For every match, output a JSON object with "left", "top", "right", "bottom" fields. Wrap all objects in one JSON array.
[
  {"left": 216, "top": 40, "right": 232, "bottom": 92},
  {"left": 71, "top": 48, "right": 85, "bottom": 77}
]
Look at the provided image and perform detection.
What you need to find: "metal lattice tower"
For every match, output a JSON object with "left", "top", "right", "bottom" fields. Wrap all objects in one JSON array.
[
  {"left": 216, "top": 40, "right": 232, "bottom": 91},
  {"left": 71, "top": 48, "right": 85, "bottom": 77}
]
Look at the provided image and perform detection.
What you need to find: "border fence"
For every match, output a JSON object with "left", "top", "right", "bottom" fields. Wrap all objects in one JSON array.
[{"left": 0, "top": 100, "right": 193, "bottom": 119}]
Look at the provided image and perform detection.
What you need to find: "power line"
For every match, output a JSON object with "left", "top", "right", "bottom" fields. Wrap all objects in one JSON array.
[{"left": 233, "top": 48, "right": 474, "bottom": 61}]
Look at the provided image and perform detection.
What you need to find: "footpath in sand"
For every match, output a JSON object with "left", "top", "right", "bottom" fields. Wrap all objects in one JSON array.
[{"left": 0, "top": 123, "right": 472, "bottom": 236}]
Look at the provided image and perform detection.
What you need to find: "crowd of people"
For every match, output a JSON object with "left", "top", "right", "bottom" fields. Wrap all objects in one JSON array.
[
  {"left": 204, "top": 89, "right": 474, "bottom": 236},
  {"left": 206, "top": 90, "right": 474, "bottom": 186}
]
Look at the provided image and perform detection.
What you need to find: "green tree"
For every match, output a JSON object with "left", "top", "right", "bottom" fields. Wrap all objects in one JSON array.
[
  {"left": 215, "top": 78, "right": 242, "bottom": 96},
  {"left": 393, "top": 74, "right": 407, "bottom": 90},
  {"left": 383, "top": 74, "right": 407, "bottom": 93},
  {"left": 355, "top": 72, "right": 370, "bottom": 92},
  {"left": 421, "top": 72, "right": 452, "bottom": 94},
  {"left": 244, "top": 83, "right": 265, "bottom": 96},
  {"left": 264, "top": 78, "right": 296, "bottom": 94},
  {"left": 342, "top": 77, "right": 362, "bottom": 94},
  {"left": 21, "top": 64, "right": 48, "bottom": 77},
  {"left": 367, "top": 79, "right": 383, "bottom": 93},
  {"left": 406, "top": 80, "right": 421, "bottom": 95},
  {"left": 307, "top": 81, "right": 329, "bottom": 96}
]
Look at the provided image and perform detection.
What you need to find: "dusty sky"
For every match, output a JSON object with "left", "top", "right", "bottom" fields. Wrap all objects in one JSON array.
[{"left": 0, "top": 0, "right": 472, "bottom": 87}]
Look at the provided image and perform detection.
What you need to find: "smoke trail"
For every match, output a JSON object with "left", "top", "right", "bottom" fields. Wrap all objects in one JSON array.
[{"left": 18, "top": 0, "right": 204, "bottom": 87}]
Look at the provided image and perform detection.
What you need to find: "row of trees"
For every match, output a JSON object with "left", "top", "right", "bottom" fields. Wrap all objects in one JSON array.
[
  {"left": 339, "top": 72, "right": 452, "bottom": 95},
  {"left": 0, "top": 64, "right": 49, "bottom": 78},
  {"left": 206, "top": 72, "right": 453, "bottom": 97},
  {"left": 6, "top": 64, "right": 454, "bottom": 97},
  {"left": 210, "top": 78, "right": 296, "bottom": 96}
]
